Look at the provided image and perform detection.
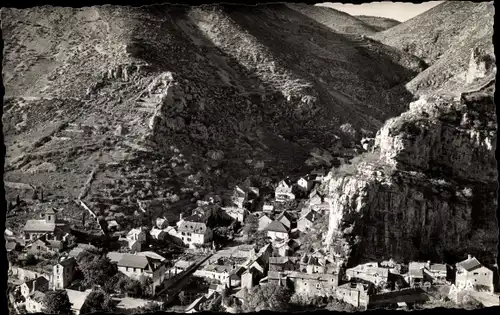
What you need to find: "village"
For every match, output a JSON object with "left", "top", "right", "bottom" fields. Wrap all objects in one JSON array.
[{"left": 5, "top": 160, "right": 500, "bottom": 313}]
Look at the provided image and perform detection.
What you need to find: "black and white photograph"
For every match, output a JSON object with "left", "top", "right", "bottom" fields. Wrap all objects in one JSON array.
[{"left": 1, "top": 0, "right": 497, "bottom": 313}]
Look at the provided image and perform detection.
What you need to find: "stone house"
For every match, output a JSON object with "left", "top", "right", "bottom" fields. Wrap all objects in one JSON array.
[
  {"left": 256, "top": 213, "right": 273, "bottom": 231},
  {"left": 297, "top": 176, "right": 314, "bottom": 193},
  {"left": 273, "top": 239, "right": 300, "bottom": 257},
  {"left": 193, "top": 263, "right": 237, "bottom": 286},
  {"left": 27, "top": 234, "right": 63, "bottom": 256},
  {"left": 335, "top": 282, "right": 370, "bottom": 309},
  {"left": 346, "top": 262, "right": 389, "bottom": 286},
  {"left": 428, "top": 263, "right": 448, "bottom": 282},
  {"left": 241, "top": 265, "right": 264, "bottom": 290},
  {"left": 297, "top": 210, "right": 320, "bottom": 232},
  {"left": 221, "top": 206, "right": 248, "bottom": 223},
  {"left": 455, "top": 255, "right": 494, "bottom": 292},
  {"left": 262, "top": 203, "right": 274, "bottom": 213},
  {"left": 265, "top": 220, "right": 290, "bottom": 241},
  {"left": 268, "top": 271, "right": 339, "bottom": 296},
  {"left": 178, "top": 217, "right": 213, "bottom": 249},
  {"left": 269, "top": 257, "right": 300, "bottom": 272},
  {"left": 150, "top": 228, "right": 167, "bottom": 240},
  {"left": 126, "top": 228, "right": 147, "bottom": 243},
  {"left": 53, "top": 256, "right": 77, "bottom": 289},
  {"left": 20, "top": 276, "right": 49, "bottom": 299},
  {"left": 23, "top": 208, "right": 66, "bottom": 244},
  {"left": 275, "top": 179, "right": 295, "bottom": 202},
  {"left": 117, "top": 253, "right": 157, "bottom": 280},
  {"left": 25, "top": 291, "right": 46, "bottom": 313}
]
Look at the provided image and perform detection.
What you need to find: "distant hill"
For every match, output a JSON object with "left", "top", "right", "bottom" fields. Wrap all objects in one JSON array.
[
  {"left": 355, "top": 15, "right": 400, "bottom": 32},
  {"left": 287, "top": 3, "right": 379, "bottom": 35},
  {"left": 372, "top": 1, "right": 495, "bottom": 95}
]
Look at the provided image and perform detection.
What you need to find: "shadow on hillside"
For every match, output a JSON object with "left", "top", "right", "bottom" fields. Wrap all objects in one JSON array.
[
  {"left": 220, "top": 3, "right": 418, "bottom": 125},
  {"left": 124, "top": 4, "right": 314, "bottom": 179}
]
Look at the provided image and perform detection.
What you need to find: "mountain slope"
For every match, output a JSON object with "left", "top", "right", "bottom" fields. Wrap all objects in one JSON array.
[
  {"left": 372, "top": 1, "right": 495, "bottom": 96},
  {"left": 355, "top": 15, "right": 400, "bottom": 32},
  {"left": 286, "top": 4, "right": 379, "bottom": 35},
  {"left": 2, "top": 4, "right": 424, "bottom": 234}
]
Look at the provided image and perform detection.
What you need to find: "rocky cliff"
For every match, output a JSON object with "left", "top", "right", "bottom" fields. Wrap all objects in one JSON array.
[{"left": 321, "top": 74, "right": 497, "bottom": 265}]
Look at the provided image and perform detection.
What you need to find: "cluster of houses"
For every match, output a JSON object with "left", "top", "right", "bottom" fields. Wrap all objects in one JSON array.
[{"left": 6, "top": 166, "right": 499, "bottom": 314}]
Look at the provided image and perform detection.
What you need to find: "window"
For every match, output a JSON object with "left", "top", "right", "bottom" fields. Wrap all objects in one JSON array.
[
  {"left": 187, "top": 238, "right": 191, "bottom": 242},
  {"left": 182, "top": 232, "right": 185, "bottom": 236},
  {"left": 474, "top": 272, "right": 479, "bottom": 275},
  {"left": 126, "top": 267, "right": 129, "bottom": 271}
]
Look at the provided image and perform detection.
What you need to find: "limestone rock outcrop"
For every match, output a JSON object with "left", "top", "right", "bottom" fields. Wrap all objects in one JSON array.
[{"left": 321, "top": 78, "right": 497, "bottom": 265}]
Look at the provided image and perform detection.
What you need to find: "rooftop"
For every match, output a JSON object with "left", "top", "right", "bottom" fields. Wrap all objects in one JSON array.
[
  {"left": 107, "top": 251, "right": 124, "bottom": 264},
  {"left": 178, "top": 220, "right": 208, "bottom": 234},
  {"left": 266, "top": 220, "right": 289, "bottom": 233},
  {"left": 456, "top": 256, "right": 483, "bottom": 271},
  {"left": 136, "top": 251, "right": 166, "bottom": 262},
  {"left": 24, "top": 220, "right": 56, "bottom": 232},
  {"left": 65, "top": 289, "right": 91, "bottom": 312},
  {"left": 117, "top": 253, "right": 151, "bottom": 269}
]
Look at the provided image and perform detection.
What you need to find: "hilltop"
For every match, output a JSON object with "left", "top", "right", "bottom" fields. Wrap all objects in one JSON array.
[
  {"left": 285, "top": 4, "right": 379, "bottom": 35},
  {"left": 355, "top": 15, "right": 400, "bottom": 32},
  {"left": 371, "top": 1, "right": 495, "bottom": 95},
  {"left": 2, "top": 4, "right": 424, "bottom": 234}
]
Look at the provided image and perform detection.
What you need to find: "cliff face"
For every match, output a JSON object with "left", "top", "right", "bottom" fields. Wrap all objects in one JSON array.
[{"left": 322, "top": 76, "right": 497, "bottom": 265}]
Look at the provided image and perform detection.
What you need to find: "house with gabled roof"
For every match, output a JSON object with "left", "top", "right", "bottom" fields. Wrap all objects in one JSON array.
[
  {"left": 297, "top": 210, "right": 321, "bottom": 232},
  {"left": 23, "top": 208, "right": 66, "bottom": 244},
  {"left": 275, "top": 178, "right": 295, "bottom": 202},
  {"left": 346, "top": 262, "right": 389, "bottom": 286},
  {"left": 221, "top": 206, "right": 248, "bottom": 223},
  {"left": 265, "top": 220, "right": 289, "bottom": 241},
  {"left": 117, "top": 253, "right": 156, "bottom": 280},
  {"left": 269, "top": 256, "right": 300, "bottom": 272},
  {"left": 25, "top": 290, "right": 46, "bottom": 313},
  {"left": 53, "top": 256, "right": 77, "bottom": 289},
  {"left": 256, "top": 212, "right": 273, "bottom": 231},
  {"left": 297, "top": 176, "right": 314, "bottom": 193},
  {"left": 20, "top": 276, "right": 49, "bottom": 299},
  {"left": 178, "top": 216, "right": 213, "bottom": 249},
  {"left": 455, "top": 254, "right": 494, "bottom": 292},
  {"left": 27, "top": 234, "right": 63, "bottom": 256},
  {"left": 276, "top": 211, "right": 294, "bottom": 230}
]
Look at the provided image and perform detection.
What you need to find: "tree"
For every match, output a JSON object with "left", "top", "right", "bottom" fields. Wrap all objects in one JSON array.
[
  {"left": 77, "top": 253, "right": 117, "bottom": 288},
  {"left": 43, "top": 290, "right": 72, "bottom": 315},
  {"left": 139, "top": 275, "right": 154, "bottom": 297},
  {"left": 243, "top": 214, "right": 259, "bottom": 241},
  {"left": 24, "top": 254, "right": 38, "bottom": 266},
  {"left": 242, "top": 284, "right": 291, "bottom": 312},
  {"left": 80, "top": 289, "right": 116, "bottom": 314}
]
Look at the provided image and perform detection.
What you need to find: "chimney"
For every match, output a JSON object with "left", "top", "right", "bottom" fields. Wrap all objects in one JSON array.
[
  {"left": 179, "top": 213, "right": 183, "bottom": 222},
  {"left": 467, "top": 254, "right": 472, "bottom": 260},
  {"left": 426, "top": 261, "right": 431, "bottom": 269}
]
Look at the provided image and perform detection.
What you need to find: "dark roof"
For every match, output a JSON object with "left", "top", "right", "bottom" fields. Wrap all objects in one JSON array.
[
  {"left": 277, "top": 211, "right": 293, "bottom": 222},
  {"left": 57, "top": 257, "right": 76, "bottom": 267},
  {"left": 266, "top": 220, "right": 289, "bottom": 233},
  {"left": 178, "top": 220, "right": 208, "bottom": 234},
  {"left": 456, "top": 257, "right": 482, "bottom": 271},
  {"left": 24, "top": 277, "right": 49, "bottom": 291},
  {"left": 117, "top": 254, "right": 151, "bottom": 269},
  {"left": 183, "top": 213, "right": 205, "bottom": 223},
  {"left": 304, "top": 210, "right": 320, "bottom": 222}
]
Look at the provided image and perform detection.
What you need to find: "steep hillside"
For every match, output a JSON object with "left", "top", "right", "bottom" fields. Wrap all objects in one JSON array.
[
  {"left": 320, "top": 69, "right": 497, "bottom": 266},
  {"left": 371, "top": 1, "right": 495, "bottom": 95},
  {"left": 355, "top": 15, "right": 400, "bottom": 32},
  {"left": 2, "top": 4, "right": 424, "bottom": 233},
  {"left": 285, "top": 4, "right": 378, "bottom": 35}
]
